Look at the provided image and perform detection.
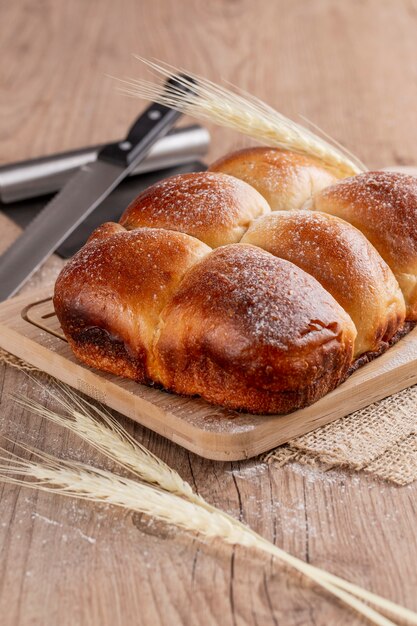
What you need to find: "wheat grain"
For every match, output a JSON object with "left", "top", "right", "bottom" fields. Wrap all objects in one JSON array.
[
  {"left": 113, "top": 57, "right": 366, "bottom": 178},
  {"left": 15, "top": 387, "right": 198, "bottom": 502},
  {"left": 12, "top": 382, "right": 417, "bottom": 625},
  {"left": 0, "top": 445, "right": 401, "bottom": 626}
]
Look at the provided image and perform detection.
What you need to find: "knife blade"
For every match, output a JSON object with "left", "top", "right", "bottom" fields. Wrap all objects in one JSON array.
[{"left": 0, "top": 76, "right": 190, "bottom": 300}]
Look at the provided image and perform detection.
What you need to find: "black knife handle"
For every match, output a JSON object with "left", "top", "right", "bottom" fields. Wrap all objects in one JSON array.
[{"left": 98, "top": 75, "right": 195, "bottom": 167}]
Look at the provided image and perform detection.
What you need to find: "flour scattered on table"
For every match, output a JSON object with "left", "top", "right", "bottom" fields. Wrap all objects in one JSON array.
[
  {"left": 32, "top": 512, "right": 62, "bottom": 527},
  {"left": 31, "top": 510, "right": 97, "bottom": 545},
  {"left": 226, "top": 461, "right": 268, "bottom": 479},
  {"left": 76, "top": 529, "right": 96, "bottom": 544}
]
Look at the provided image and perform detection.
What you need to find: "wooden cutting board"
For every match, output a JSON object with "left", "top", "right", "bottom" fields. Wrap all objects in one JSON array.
[{"left": 1, "top": 288, "right": 417, "bottom": 461}]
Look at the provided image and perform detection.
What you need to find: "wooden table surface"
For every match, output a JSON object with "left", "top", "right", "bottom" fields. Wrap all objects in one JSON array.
[{"left": 1, "top": 1, "right": 417, "bottom": 624}]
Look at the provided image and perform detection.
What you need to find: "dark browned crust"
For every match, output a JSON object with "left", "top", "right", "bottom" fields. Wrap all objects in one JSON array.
[
  {"left": 54, "top": 228, "right": 417, "bottom": 416},
  {"left": 153, "top": 245, "right": 356, "bottom": 414},
  {"left": 66, "top": 318, "right": 417, "bottom": 415},
  {"left": 53, "top": 169, "right": 417, "bottom": 417},
  {"left": 54, "top": 225, "right": 211, "bottom": 384},
  {"left": 67, "top": 327, "right": 150, "bottom": 382},
  {"left": 348, "top": 320, "right": 417, "bottom": 376}
]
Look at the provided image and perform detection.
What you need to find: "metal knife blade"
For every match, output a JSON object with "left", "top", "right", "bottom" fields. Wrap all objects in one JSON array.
[
  {"left": 0, "top": 160, "right": 135, "bottom": 299},
  {"left": 0, "top": 76, "right": 191, "bottom": 300}
]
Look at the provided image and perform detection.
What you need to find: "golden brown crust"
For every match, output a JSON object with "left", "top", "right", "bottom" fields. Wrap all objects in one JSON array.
[
  {"left": 53, "top": 166, "right": 417, "bottom": 415},
  {"left": 153, "top": 244, "right": 356, "bottom": 414},
  {"left": 308, "top": 171, "right": 417, "bottom": 320},
  {"left": 119, "top": 171, "right": 271, "bottom": 247},
  {"left": 86, "top": 221, "right": 125, "bottom": 244},
  {"left": 241, "top": 211, "right": 406, "bottom": 357},
  {"left": 209, "top": 147, "right": 337, "bottom": 211},
  {"left": 53, "top": 225, "right": 211, "bottom": 382},
  {"left": 348, "top": 320, "right": 417, "bottom": 374}
]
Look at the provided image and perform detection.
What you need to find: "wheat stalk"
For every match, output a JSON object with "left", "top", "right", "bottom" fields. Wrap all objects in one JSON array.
[
  {"left": 8, "top": 383, "right": 417, "bottom": 625},
  {"left": 114, "top": 57, "right": 367, "bottom": 178},
  {"left": 0, "top": 443, "right": 402, "bottom": 626},
  {"left": 15, "top": 386, "right": 198, "bottom": 503}
]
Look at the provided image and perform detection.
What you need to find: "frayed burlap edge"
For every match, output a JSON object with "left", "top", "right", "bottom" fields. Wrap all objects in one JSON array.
[
  {"left": 265, "top": 439, "right": 417, "bottom": 486},
  {"left": 264, "top": 384, "right": 417, "bottom": 486},
  {"left": 2, "top": 347, "right": 416, "bottom": 485}
]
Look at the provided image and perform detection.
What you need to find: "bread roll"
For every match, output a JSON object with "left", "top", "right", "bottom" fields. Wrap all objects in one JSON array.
[
  {"left": 242, "top": 211, "right": 406, "bottom": 357},
  {"left": 54, "top": 225, "right": 211, "bottom": 382},
  {"left": 209, "top": 147, "right": 337, "bottom": 211},
  {"left": 53, "top": 163, "right": 416, "bottom": 415},
  {"left": 153, "top": 244, "right": 356, "bottom": 414},
  {"left": 119, "top": 171, "right": 271, "bottom": 247},
  {"left": 85, "top": 221, "right": 125, "bottom": 243},
  {"left": 307, "top": 172, "right": 417, "bottom": 320}
]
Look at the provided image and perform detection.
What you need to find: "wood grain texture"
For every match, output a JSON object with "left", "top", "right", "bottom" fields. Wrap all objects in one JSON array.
[{"left": 1, "top": 0, "right": 417, "bottom": 624}]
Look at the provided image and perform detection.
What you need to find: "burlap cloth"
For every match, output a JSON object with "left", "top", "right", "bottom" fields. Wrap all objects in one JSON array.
[
  {"left": 263, "top": 387, "right": 417, "bottom": 485},
  {"left": 1, "top": 212, "right": 416, "bottom": 485}
]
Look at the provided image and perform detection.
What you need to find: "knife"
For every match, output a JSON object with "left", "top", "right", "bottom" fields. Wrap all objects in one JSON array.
[
  {"left": 0, "top": 76, "right": 190, "bottom": 301},
  {"left": 0, "top": 125, "right": 210, "bottom": 203}
]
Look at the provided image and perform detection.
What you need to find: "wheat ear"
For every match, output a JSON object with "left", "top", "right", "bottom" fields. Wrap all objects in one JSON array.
[
  {"left": 0, "top": 443, "right": 401, "bottom": 626},
  {"left": 114, "top": 57, "right": 366, "bottom": 178},
  {"left": 11, "top": 383, "right": 417, "bottom": 625},
  {"left": 14, "top": 386, "right": 198, "bottom": 503}
]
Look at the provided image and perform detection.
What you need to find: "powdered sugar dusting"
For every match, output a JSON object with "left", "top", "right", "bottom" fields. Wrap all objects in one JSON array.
[
  {"left": 173, "top": 244, "right": 352, "bottom": 349},
  {"left": 119, "top": 171, "right": 269, "bottom": 245},
  {"left": 210, "top": 147, "right": 336, "bottom": 211},
  {"left": 56, "top": 228, "right": 209, "bottom": 301},
  {"left": 243, "top": 210, "right": 405, "bottom": 355},
  {"left": 316, "top": 171, "right": 417, "bottom": 254}
]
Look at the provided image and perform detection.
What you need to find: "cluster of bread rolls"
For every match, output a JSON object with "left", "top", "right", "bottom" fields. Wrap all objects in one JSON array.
[{"left": 54, "top": 147, "right": 417, "bottom": 414}]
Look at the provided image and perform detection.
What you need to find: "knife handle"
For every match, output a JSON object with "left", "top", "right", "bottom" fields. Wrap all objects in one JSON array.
[{"left": 98, "top": 75, "right": 193, "bottom": 167}]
